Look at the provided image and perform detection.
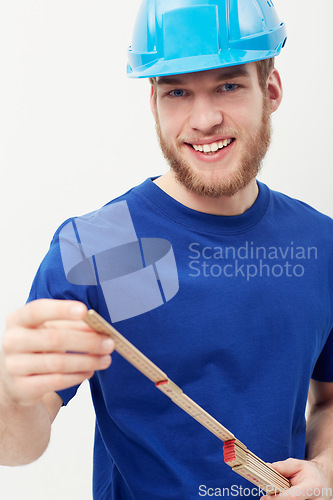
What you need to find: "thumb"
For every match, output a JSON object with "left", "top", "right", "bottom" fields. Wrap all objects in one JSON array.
[{"left": 269, "top": 458, "right": 304, "bottom": 478}]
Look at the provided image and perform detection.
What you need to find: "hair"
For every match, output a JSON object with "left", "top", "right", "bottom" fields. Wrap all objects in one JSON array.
[
  {"left": 149, "top": 58, "right": 275, "bottom": 93},
  {"left": 256, "top": 57, "right": 275, "bottom": 92}
]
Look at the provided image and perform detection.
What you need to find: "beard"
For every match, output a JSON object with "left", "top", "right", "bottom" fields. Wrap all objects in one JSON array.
[{"left": 154, "top": 97, "right": 272, "bottom": 198}]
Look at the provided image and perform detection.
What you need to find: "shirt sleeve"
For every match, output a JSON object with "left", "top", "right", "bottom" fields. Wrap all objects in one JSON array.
[{"left": 312, "top": 329, "right": 333, "bottom": 382}]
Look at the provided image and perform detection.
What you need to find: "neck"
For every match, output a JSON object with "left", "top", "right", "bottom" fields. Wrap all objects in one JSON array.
[{"left": 153, "top": 172, "right": 259, "bottom": 216}]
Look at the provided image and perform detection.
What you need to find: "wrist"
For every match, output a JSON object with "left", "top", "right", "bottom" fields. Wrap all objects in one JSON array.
[{"left": 310, "top": 456, "right": 333, "bottom": 489}]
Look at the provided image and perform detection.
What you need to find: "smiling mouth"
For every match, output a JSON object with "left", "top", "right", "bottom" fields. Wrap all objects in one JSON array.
[{"left": 188, "top": 138, "right": 235, "bottom": 155}]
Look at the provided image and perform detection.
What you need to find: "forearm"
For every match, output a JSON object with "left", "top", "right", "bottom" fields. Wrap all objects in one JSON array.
[
  {"left": 306, "top": 397, "right": 333, "bottom": 486},
  {"left": 0, "top": 387, "right": 51, "bottom": 466}
]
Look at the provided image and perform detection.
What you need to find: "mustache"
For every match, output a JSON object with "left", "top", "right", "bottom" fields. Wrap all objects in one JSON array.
[{"left": 177, "top": 128, "right": 241, "bottom": 145}]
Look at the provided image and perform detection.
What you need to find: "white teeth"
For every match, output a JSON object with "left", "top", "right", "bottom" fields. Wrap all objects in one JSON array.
[{"left": 192, "top": 138, "right": 233, "bottom": 154}]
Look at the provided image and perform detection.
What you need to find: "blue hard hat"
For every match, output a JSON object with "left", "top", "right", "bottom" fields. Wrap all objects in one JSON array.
[{"left": 127, "top": 0, "right": 287, "bottom": 78}]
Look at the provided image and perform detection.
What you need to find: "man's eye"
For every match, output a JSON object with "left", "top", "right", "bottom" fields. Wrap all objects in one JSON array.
[
  {"left": 169, "top": 89, "right": 186, "bottom": 97},
  {"left": 220, "top": 83, "right": 238, "bottom": 92}
]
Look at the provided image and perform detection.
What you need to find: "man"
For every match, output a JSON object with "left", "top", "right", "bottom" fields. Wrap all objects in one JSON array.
[{"left": 0, "top": 1, "right": 332, "bottom": 499}]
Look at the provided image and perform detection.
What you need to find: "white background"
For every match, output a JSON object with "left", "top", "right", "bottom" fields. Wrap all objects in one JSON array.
[{"left": 0, "top": 1, "right": 332, "bottom": 499}]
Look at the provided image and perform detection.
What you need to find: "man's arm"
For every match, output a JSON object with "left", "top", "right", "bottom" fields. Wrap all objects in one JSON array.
[
  {"left": 0, "top": 390, "right": 62, "bottom": 466},
  {"left": 306, "top": 380, "right": 333, "bottom": 485},
  {"left": 0, "top": 299, "right": 114, "bottom": 466},
  {"left": 261, "top": 380, "right": 333, "bottom": 500}
]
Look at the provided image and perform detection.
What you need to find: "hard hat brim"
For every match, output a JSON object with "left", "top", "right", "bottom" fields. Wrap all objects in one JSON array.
[{"left": 127, "top": 46, "right": 285, "bottom": 79}]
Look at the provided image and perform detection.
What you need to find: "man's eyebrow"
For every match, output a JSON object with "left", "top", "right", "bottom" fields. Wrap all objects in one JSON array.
[
  {"left": 156, "top": 67, "right": 251, "bottom": 86},
  {"left": 156, "top": 76, "right": 185, "bottom": 86},
  {"left": 215, "top": 67, "right": 251, "bottom": 80}
]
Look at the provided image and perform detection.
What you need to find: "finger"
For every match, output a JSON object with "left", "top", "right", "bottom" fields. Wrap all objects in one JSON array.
[
  {"left": 3, "top": 327, "right": 114, "bottom": 355},
  {"left": 12, "top": 372, "right": 96, "bottom": 405},
  {"left": 41, "top": 319, "right": 94, "bottom": 332},
  {"left": 7, "top": 299, "right": 87, "bottom": 329},
  {"left": 6, "top": 352, "right": 112, "bottom": 376}
]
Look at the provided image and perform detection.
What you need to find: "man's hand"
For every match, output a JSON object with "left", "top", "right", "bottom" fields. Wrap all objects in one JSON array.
[
  {"left": 261, "top": 458, "right": 333, "bottom": 500},
  {"left": 0, "top": 299, "right": 114, "bottom": 407}
]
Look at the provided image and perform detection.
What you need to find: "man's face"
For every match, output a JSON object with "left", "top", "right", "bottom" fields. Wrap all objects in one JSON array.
[{"left": 151, "top": 63, "right": 273, "bottom": 198}]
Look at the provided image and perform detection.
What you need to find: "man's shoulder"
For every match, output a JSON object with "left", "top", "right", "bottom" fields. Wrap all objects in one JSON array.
[
  {"left": 53, "top": 180, "right": 148, "bottom": 240},
  {"left": 268, "top": 185, "right": 332, "bottom": 227},
  {"left": 45, "top": 181, "right": 150, "bottom": 289}
]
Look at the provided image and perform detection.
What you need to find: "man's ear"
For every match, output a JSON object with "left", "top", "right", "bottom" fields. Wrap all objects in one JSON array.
[
  {"left": 266, "top": 68, "right": 283, "bottom": 114},
  {"left": 150, "top": 84, "right": 157, "bottom": 117}
]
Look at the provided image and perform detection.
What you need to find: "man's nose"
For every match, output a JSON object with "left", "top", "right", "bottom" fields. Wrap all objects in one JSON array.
[{"left": 188, "top": 95, "right": 223, "bottom": 132}]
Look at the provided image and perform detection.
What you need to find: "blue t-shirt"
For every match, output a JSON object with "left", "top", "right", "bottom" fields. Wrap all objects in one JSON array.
[{"left": 28, "top": 179, "right": 333, "bottom": 499}]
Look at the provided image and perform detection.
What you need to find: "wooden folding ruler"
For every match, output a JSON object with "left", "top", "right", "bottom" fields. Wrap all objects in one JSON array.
[{"left": 84, "top": 310, "right": 291, "bottom": 494}]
